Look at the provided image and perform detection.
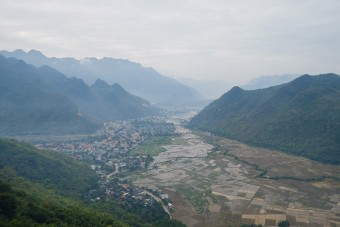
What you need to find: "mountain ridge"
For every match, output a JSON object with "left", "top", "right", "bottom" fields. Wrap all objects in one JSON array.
[
  {"left": 0, "top": 49, "right": 203, "bottom": 105},
  {"left": 0, "top": 55, "right": 158, "bottom": 135},
  {"left": 189, "top": 74, "right": 340, "bottom": 164},
  {"left": 241, "top": 74, "right": 300, "bottom": 90},
  {"left": 0, "top": 55, "right": 98, "bottom": 135}
]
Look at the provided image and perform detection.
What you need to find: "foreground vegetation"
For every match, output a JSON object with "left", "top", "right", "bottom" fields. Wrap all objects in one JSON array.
[
  {"left": 0, "top": 138, "right": 185, "bottom": 226},
  {"left": 0, "top": 175, "right": 126, "bottom": 227},
  {"left": 0, "top": 138, "right": 98, "bottom": 198}
]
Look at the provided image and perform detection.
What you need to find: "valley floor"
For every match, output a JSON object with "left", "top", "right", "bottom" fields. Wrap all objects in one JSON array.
[
  {"left": 10, "top": 116, "right": 340, "bottom": 226},
  {"left": 132, "top": 122, "right": 340, "bottom": 227}
]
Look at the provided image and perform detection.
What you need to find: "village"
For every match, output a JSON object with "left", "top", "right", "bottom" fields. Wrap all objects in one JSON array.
[
  {"left": 36, "top": 119, "right": 175, "bottom": 172},
  {"left": 34, "top": 118, "right": 177, "bottom": 215}
]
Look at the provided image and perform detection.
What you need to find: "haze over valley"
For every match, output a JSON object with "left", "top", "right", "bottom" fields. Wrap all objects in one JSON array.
[{"left": 1, "top": 1, "right": 340, "bottom": 226}]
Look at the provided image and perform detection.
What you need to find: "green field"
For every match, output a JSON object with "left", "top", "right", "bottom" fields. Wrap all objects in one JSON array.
[
  {"left": 131, "top": 136, "right": 172, "bottom": 156},
  {"left": 176, "top": 185, "right": 208, "bottom": 213},
  {"left": 171, "top": 137, "right": 189, "bottom": 146}
]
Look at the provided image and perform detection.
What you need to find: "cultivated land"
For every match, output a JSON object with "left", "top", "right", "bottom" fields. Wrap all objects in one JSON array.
[{"left": 132, "top": 123, "right": 340, "bottom": 227}]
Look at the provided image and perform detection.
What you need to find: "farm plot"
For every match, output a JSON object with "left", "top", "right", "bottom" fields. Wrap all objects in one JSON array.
[{"left": 132, "top": 126, "right": 340, "bottom": 227}]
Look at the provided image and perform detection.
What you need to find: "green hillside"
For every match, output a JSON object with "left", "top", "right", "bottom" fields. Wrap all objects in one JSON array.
[
  {"left": 91, "top": 79, "right": 158, "bottom": 120},
  {"left": 0, "top": 54, "right": 160, "bottom": 135},
  {"left": 189, "top": 74, "right": 340, "bottom": 164},
  {"left": 0, "top": 49, "right": 203, "bottom": 106},
  {"left": 0, "top": 138, "right": 185, "bottom": 226},
  {"left": 0, "top": 138, "right": 98, "bottom": 197},
  {"left": 0, "top": 175, "right": 127, "bottom": 227},
  {"left": 0, "top": 55, "right": 98, "bottom": 135}
]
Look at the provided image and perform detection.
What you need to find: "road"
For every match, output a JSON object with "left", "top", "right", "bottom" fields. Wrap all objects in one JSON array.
[{"left": 144, "top": 190, "right": 172, "bottom": 218}]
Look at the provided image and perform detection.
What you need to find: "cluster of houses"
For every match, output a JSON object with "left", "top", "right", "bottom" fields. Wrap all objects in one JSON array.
[
  {"left": 35, "top": 119, "right": 176, "bottom": 212},
  {"left": 36, "top": 119, "right": 175, "bottom": 173},
  {"left": 103, "top": 179, "right": 153, "bottom": 203}
]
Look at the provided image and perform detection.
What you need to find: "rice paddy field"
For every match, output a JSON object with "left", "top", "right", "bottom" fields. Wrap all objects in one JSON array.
[{"left": 131, "top": 123, "right": 340, "bottom": 227}]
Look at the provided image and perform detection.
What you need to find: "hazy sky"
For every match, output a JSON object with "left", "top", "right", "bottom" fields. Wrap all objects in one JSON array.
[{"left": 1, "top": 0, "right": 340, "bottom": 84}]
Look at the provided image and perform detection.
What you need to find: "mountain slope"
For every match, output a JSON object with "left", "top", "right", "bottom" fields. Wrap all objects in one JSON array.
[
  {"left": 189, "top": 74, "right": 340, "bottom": 164},
  {"left": 0, "top": 49, "right": 203, "bottom": 105},
  {"left": 0, "top": 55, "right": 158, "bottom": 135},
  {"left": 0, "top": 56, "right": 98, "bottom": 135},
  {"left": 0, "top": 178, "right": 127, "bottom": 226},
  {"left": 91, "top": 79, "right": 156, "bottom": 119},
  {"left": 33, "top": 65, "right": 158, "bottom": 120},
  {"left": 0, "top": 138, "right": 99, "bottom": 198}
]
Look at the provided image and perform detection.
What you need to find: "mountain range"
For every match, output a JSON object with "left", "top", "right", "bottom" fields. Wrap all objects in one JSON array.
[
  {"left": 0, "top": 55, "right": 157, "bottom": 135},
  {"left": 0, "top": 49, "right": 203, "bottom": 106},
  {"left": 189, "top": 74, "right": 340, "bottom": 164}
]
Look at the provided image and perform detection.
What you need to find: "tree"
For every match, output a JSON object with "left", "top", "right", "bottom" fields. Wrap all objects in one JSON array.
[
  {"left": 0, "top": 194, "right": 17, "bottom": 218},
  {"left": 278, "top": 220, "right": 290, "bottom": 227}
]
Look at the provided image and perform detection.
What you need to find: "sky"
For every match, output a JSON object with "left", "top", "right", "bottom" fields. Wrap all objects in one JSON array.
[{"left": 1, "top": 0, "right": 340, "bottom": 85}]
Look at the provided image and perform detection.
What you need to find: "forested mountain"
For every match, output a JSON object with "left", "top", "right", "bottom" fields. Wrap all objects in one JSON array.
[
  {"left": 0, "top": 179, "right": 127, "bottom": 226},
  {"left": 0, "top": 138, "right": 122, "bottom": 226},
  {"left": 0, "top": 138, "right": 98, "bottom": 198},
  {"left": 37, "top": 64, "right": 158, "bottom": 120},
  {"left": 189, "top": 74, "right": 340, "bottom": 164},
  {"left": 91, "top": 79, "right": 156, "bottom": 120},
  {"left": 0, "top": 55, "right": 158, "bottom": 134},
  {"left": 0, "top": 138, "right": 184, "bottom": 226},
  {"left": 0, "top": 49, "right": 203, "bottom": 105},
  {"left": 0, "top": 55, "right": 97, "bottom": 135}
]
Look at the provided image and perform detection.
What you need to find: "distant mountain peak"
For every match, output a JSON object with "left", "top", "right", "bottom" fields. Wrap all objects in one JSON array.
[
  {"left": 316, "top": 73, "right": 338, "bottom": 79},
  {"left": 28, "top": 49, "right": 43, "bottom": 55},
  {"left": 224, "top": 86, "right": 244, "bottom": 99},
  {"left": 99, "top": 57, "right": 136, "bottom": 64},
  {"left": 27, "top": 49, "right": 48, "bottom": 59},
  {"left": 13, "top": 49, "right": 25, "bottom": 55},
  {"left": 229, "top": 86, "right": 244, "bottom": 92},
  {"left": 91, "top": 78, "right": 110, "bottom": 88},
  {"left": 92, "top": 80, "right": 128, "bottom": 95},
  {"left": 111, "top": 83, "right": 123, "bottom": 90},
  {"left": 110, "top": 83, "right": 129, "bottom": 95},
  {"left": 14, "top": 59, "right": 29, "bottom": 67},
  {"left": 289, "top": 73, "right": 340, "bottom": 86}
]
